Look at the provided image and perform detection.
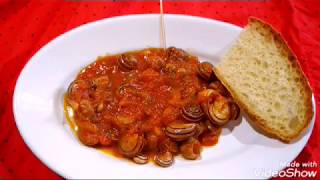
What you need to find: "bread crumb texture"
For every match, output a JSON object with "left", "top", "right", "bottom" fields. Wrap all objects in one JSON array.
[{"left": 216, "top": 18, "right": 313, "bottom": 142}]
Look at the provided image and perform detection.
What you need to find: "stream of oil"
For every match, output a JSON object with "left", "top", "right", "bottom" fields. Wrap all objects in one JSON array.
[{"left": 160, "top": 0, "right": 166, "bottom": 49}]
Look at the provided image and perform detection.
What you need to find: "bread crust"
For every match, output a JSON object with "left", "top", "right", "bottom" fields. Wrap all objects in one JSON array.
[{"left": 214, "top": 17, "right": 313, "bottom": 143}]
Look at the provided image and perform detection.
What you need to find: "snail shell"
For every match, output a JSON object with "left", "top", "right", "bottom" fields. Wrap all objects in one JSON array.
[
  {"left": 180, "top": 137, "right": 201, "bottom": 160},
  {"left": 202, "top": 95, "right": 231, "bottom": 126},
  {"left": 154, "top": 151, "right": 174, "bottom": 167},
  {"left": 118, "top": 54, "right": 138, "bottom": 71},
  {"left": 118, "top": 133, "right": 144, "bottom": 157},
  {"left": 133, "top": 154, "right": 149, "bottom": 164},
  {"left": 197, "top": 62, "right": 214, "bottom": 81},
  {"left": 181, "top": 104, "right": 204, "bottom": 122},
  {"left": 165, "top": 122, "right": 197, "bottom": 141}
]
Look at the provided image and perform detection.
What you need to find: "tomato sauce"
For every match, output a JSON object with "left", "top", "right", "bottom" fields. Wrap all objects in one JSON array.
[{"left": 64, "top": 47, "right": 229, "bottom": 166}]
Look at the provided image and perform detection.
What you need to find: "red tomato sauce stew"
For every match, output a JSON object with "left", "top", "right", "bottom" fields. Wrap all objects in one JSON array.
[{"left": 64, "top": 47, "right": 240, "bottom": 167}]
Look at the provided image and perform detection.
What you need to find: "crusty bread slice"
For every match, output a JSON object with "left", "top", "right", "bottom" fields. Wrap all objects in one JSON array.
[{"left": 214, "top": 18, "right": 313, "bottom": 143}]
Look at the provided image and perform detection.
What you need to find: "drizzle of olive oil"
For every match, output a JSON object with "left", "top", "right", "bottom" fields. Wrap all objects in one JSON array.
[
  {"left": 160, "top": 0, "right": 166, "bottom": 49},
  {"left": 63, "top": 94, "right": 78, "bottom": 134}
]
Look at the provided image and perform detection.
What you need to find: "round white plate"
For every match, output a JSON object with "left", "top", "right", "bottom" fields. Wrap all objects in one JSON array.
[{"left": 13, "top": 14, "right": 315, "bottom": 179}]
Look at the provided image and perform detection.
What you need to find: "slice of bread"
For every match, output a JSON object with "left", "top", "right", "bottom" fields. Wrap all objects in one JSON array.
[{"left": 214, "top": 18, "right": 313, "bottom": 143}]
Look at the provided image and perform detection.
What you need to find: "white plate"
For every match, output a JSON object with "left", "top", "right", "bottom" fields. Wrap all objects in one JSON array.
[{"left": 13, "top": 14, "right": 315, "bottom": 179}]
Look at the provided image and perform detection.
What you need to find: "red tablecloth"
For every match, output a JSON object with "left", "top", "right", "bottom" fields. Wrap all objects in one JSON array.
[{"left": 0, "top": 0, "right": 319, "bottom": 179}]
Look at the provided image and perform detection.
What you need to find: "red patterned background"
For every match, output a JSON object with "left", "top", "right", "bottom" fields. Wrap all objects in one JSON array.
[{"left": 0, "top": 0, "right": 319, "bottom": 179}]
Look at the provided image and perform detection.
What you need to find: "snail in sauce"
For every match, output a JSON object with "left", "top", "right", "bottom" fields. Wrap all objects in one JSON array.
[
  {"left": 197, "top": 62, "right": 214, "bottom": 81},
  {"left": 180, "top": 137, "right": 201, "bottom": 160},
  {"left": 118, "top": 54, "right": 138, "bottom": 71},
  {"left": 133, "top": 154, "right": 149, "bottom": 164},
  {"left": 64, "top": 47, "right": 240, "bottom": 167},
  {"left": 155, "top": 151, "right": 174, "bottom": 167},
  {"left": 181, "top": 104, "right": 205, "bottom": 122},
  {"left": 165, "top": 122, "right": 197, "bottom": 141}
]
